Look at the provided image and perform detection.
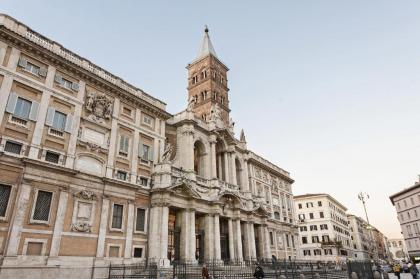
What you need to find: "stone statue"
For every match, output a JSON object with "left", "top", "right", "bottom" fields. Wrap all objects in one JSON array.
[
  {"left": 228, "top": 117, "right": 235, "bottom": 133},
  {"left": 162, "top": 142, "right": 174, "bottom": 163},
  {"left": 210, "top": 103, "right": 222, "bottom": 122},
  {"left": 187, "top": 96, "right": 196, "bottom": 112}
]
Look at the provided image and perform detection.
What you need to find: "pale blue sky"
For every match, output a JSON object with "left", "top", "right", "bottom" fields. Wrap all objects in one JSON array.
[{"left": 3, "top": 0, "right": 420, "bottom": 238}]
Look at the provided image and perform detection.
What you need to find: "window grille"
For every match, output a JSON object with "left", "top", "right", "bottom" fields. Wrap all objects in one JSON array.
[
  {"left": 45, "top": 151, "right": 60, "bottom": 164},
  {"left": 136, "top": 208, "right": 145, "bottom": 232},
  {"left": 0, "top": 184, "right": 11, "bottom": 217},
  {"left": 4, "top": 141, "right": 22, "bottom": 154},
  {"left": 33, "top": 190, "right": 52, "bottom": 221},
  {"left": 112, "top": 204, "right": 123, "bottom": 229}
]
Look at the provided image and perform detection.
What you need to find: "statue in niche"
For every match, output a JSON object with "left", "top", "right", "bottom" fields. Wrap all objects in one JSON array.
[
  {"left": 85, "top": 90, "right": 113, "bottom": 124},
  {"left": 162, "top": 141, "right": 174, "bottom": 163},
  {"left": 210, "top": 103, "right": 222, "bottom": 122}
]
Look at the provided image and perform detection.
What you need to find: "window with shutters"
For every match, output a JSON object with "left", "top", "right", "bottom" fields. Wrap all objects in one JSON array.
[
  {"left": 52, "top": 111, "right": 67, "bottom": 131},
  {"left": 61, "top": 78, "right": 73, "bottom": 90},
  {"left": 111, "top": 203, "right": 123, "bottom": 230},
  {"left": 142, "top": 114, "right": 153, "bottom": 126},
  {"left": 45, "top": 151, "right": 60, "bottom": 164},
  {"left": 135, "top": 208, "right": 146, "bottom": 232},
  {"left": 0, "top": 184, "right": 12, "bottom": 218},
  {"left": 119, "top": 135, "right": 129, "bottom": 156},
  {"left": 23, "top": 62, "right": 40, "bottom": 76},
  {"left": 4, "top": 141, "right": 22, "bottom": 155},
  {"left": 54, "top": 73, "right": 79, "bottom": 92},
  {"left": 32, "top": 190, "right": 53, "bottom": 223},
  {"left": 13, "top": 97, "right": 32, "bottom": 119}
]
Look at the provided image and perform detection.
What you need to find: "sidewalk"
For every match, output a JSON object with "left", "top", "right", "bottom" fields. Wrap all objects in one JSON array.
[{"left": 387, "top": 273, "right": 414, "bottom": 279}]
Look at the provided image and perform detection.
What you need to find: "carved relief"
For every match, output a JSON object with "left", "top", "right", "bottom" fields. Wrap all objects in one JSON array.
[
  {"left": 74, "top": 190, "right": 97, "bottom": 200},
  {"left": 85, "top": 90, "right": 113, "bottom": 124},
  {"left": 71, "top": 221, "right": 92, "bottom": 232},
  {"left": 162, "top": 142, "right": 174, "bottom": 163}
]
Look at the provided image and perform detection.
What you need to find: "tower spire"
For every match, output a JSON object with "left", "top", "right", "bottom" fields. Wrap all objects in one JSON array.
[{"left": 197, "top": 25, "right": 217, "bottom": 59}]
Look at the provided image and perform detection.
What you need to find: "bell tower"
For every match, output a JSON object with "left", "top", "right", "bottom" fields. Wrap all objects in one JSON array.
[{"left": 187, "top": 26, "right": 230, "bottom": 124}]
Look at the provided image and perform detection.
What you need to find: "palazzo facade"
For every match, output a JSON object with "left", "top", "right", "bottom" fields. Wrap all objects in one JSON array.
[{"left": 0, "top": 15, "right": 298, "bottom": 278}]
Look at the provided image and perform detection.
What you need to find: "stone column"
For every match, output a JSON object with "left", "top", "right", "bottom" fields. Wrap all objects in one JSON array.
[
  {"left": 264, "top": 225, "right": 271, "bottom": 260},
  {"left": 96, "top": 198, "right": 110, "bottom": 257},
  {"left": 6, "top": 184, "right": 31, "bottom": 256},
  {"left": 0, "top": 75, "right": 13, "bottom": 129},
  {"left": 189, "top": 209, "right": 196, "bottom": 263},
  {"left": 210, "top": 138, "right": 217, "bottom": 179},
  {"left": 6, "top": 47, "right": 19, "bottom": 71},
  {"left": 124, "top": 202, "right": 135, "bottom": 258},
  {"left": 223, "top": 152, "right": 229, "bottom": 183},
  {"left": 204, "top": 214, "right": 214, "bottom": 261},
  {"left": 159, "top": 206, "right": 169, "bottom": 262},
  {"left": 0, "top": 41, "right": 7, "bottom": 65},
  {"left": 235, "top": 219, "right": 243, "bottom": 261},
  {"left": 242, "top": 222, "right": 251, "bottom": 261},
  {"left": 230, "top": 152, "right": 237, "bottom": 186},
  {"left": 217, "top": 154, "right": 223, "bottom": 180},
  {"left": 49, "top": 189, "right": 69, "bottom": 257},
  {"left": 257, "top": 225, "right": 265, "bottom": 260},
  {"left": 249, "top": 222, "right": 257, "bottom": 261},
  {"left": 106, "top": 98, "right": 120, "bottom": 178},
  {"left": 65, "top": 81, "right": 86, "bottom": 168},
  {"left": 148, "top": 205, "right": 169, "bottom": 265},
  {"left": 228, "top": 219, "right": 235, "bottom": 261},
  {"left": 213, "top": 214, "right": 221, "bottom": 261}
]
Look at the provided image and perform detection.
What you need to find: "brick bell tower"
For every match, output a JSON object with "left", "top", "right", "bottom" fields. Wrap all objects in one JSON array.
[{"left": 187, "top": 26, "right": 230, "bottom": 125}]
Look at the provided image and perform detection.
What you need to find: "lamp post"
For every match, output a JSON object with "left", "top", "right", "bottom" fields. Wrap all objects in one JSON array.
[{"left": 358, "top": 192, "right": 377, "bottom": 261}]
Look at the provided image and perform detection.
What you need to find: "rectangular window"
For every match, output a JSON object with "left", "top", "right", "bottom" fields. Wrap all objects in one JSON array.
[
  {"left": 24, "top": 61, "right": 41, "bottom": 76},
  {"left": 14, "top": 97, "right": 32, "bottom": 119},
  {"left": 133, "top": 247, "right": 143, "bottom": 258},
  {"left": 302, "top": 237, "right": 308, "bottom": 244},
  {"left": 314, "top": 249, "right": 322, "bottom": 256},
  {"left": 0, "top": 184, "right": 12, "bottom": 217},
  {"left": 61, "top": 78, "right": 73, "bottom": 90},
  {"left": 286, "top": 234, "right": 290, "bottom": 247},
  {"left": 318, "top": 201, "right": 322, "bottom": 207},
  {"left": 320, "top": 212, "right": 324, "bottom": 218},
  {"left": 142, "top": 144, "right": 150, "bottom": 161},
  {"left": 45, "top": 151, "right": 60, "bottom": 164},
  {"left": 122, "top": 106, "right": 132, "bottom": 116},
  {"left": 119, "top": 135, "right": 129, "bottom": 156},
  {"left": 298, "top": 203, "right": 302, "bottom": 209},
  {"left": 143, "top": 115, "right": 153, "bottom": 126},
  {"left": 312, "top": 236, "right": 320, "bottom": 243},
  {"left": 309, "top": 213, "right": 314, "bottom": 219},
  {"left": 52, "top": 111, "right": 67, "bottom": 131},
  {"left": 4, "top": 141, "right": 22, "bottom": 155},
  {"left": 112, "top": 204, "right": 123, "bottom": 229},
  {"left": 139, "top": 177, "right": 148, "bottom": 187},
  {"left": 116, "top": 170, "right": 127, "bottom": 181},
  {"left": 32, "top": 190, "right": 53, "bottom": 222},
  {"left": 136, "top": 208, "right": 146, "bottom": 232},
  {"left": 269, "top": 232, "right": 274, "bottom": 245}
]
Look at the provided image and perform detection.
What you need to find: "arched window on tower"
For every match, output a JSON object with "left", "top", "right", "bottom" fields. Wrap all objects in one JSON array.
[{"left": 274, "top": 212, "right": 281, "bottom": 220}]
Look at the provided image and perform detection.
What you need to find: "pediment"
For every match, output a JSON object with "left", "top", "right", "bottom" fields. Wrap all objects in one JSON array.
[{"left": 169, "top": 183, "right": 201, "bottom": 199}]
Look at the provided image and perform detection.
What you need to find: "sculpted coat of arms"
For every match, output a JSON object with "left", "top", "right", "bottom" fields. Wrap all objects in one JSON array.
[{"left": 85, "top": 90, "right": 113, "bottom": 124}]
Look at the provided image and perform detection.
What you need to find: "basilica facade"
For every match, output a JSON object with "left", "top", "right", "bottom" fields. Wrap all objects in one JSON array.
[{"left": 0, "top": 14, "right": 298, "bottom": 278}]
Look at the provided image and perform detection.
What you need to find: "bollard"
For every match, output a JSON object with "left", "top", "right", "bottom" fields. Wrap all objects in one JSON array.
[
  {"left": 299, "top": 274, "right": 305, "bottom": 279},
  {"left": 314, "top": 273, "right": 321, "bottom": 279},
  {"left": 373, "top": 271, "right": 381, "bottom": 279},
  {"left": 351, "top": 271, "right": 359, "bottom": 279}
]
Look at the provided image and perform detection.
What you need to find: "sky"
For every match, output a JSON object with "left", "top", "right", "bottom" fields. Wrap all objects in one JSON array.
[{"left": 2, "top": 0, "right": 420, "bottom": 238}]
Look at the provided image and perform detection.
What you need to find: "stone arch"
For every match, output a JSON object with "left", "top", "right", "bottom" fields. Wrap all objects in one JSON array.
[{"left": 194, "top": 139, "right": 207, "bottom": 177}]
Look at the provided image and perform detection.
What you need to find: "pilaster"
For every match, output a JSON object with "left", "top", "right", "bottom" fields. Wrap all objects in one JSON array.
[
  {"left": 228, "top": 218, "right": 235, "bottom": 261},
  {"left": 213, "top": 214, "right": 221, "bottom": 261},
  {"left": 6, "top": 47, "right": 19, "bottom": 71},
  {"left": 106, "top": 98, "right": 120, "bottom": 178},
  {"left": 0, "top": 75, "right": 13, "bottom": 128},
  {"left": 235, "top": 219, "right": 243, "bottom": 261},
  {"left": 49, "top": 189, "right": 69, "bottom": 257},
  {"left": 96, "top": 197, "right": 110, "bottom": 257},
  {"left": 124, "top": 202, "right": 135, "bottom": 258}
]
